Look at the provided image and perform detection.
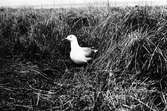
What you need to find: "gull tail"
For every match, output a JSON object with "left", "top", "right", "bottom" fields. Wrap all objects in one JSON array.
[{"left": 93, "top": 49, "right": 98, "bottom": 53}]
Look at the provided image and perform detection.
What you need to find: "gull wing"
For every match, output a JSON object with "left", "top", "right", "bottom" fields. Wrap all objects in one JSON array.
[{"left": 82, "top": 47, "right": 97, "bottom": 56}]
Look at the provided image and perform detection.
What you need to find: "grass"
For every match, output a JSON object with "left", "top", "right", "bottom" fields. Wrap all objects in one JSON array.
[{"left": 0, "top": 6, "right": 167, "bottom": 111}]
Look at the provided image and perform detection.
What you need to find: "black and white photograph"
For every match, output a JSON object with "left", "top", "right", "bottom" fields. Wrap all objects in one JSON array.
[{"left": 0, "top": 0, "right": 167, "bottom": 111}]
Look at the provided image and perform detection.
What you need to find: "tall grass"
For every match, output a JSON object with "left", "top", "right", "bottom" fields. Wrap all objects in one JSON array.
[{"left": 0, "top": 6, "right": 167, "bottom": 111}]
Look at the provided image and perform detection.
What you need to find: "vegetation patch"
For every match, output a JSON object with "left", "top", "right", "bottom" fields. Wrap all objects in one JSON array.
[{"left": 0, "top": 6, "right": 167, "bottom": 111}]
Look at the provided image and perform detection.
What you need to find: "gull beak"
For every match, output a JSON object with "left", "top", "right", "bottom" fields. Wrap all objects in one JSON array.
[{"left": 62, "top": 38, "right": 67, "bottom": 41}]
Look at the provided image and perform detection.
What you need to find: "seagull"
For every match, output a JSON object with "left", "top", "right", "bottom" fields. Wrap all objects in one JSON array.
[{"left": 65, "top": 35, "right": 98, "bottom": 64}]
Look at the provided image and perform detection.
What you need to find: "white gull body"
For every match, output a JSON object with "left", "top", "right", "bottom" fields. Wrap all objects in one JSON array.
[{"left": 65, "top": 35, "right": 98, "bottom": 64}]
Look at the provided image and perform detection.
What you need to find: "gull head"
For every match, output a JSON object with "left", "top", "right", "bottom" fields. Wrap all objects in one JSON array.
[{"left": 65, "top": 35, "right": 77, "bottom": 42}]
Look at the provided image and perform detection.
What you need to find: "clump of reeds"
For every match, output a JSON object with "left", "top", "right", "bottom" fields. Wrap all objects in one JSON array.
[{"left": 90, "top": 6, "right": 167, "bottom": 111}]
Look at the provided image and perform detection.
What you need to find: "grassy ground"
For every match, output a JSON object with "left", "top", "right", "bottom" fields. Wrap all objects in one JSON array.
[{"left": 0, "top": 6, "right": 167, "bottom": 111}]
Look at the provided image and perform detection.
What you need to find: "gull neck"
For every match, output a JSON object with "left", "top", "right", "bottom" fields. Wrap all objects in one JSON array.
[{"left": 71, "top": 40, "right": 80, "bottom": 50}]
